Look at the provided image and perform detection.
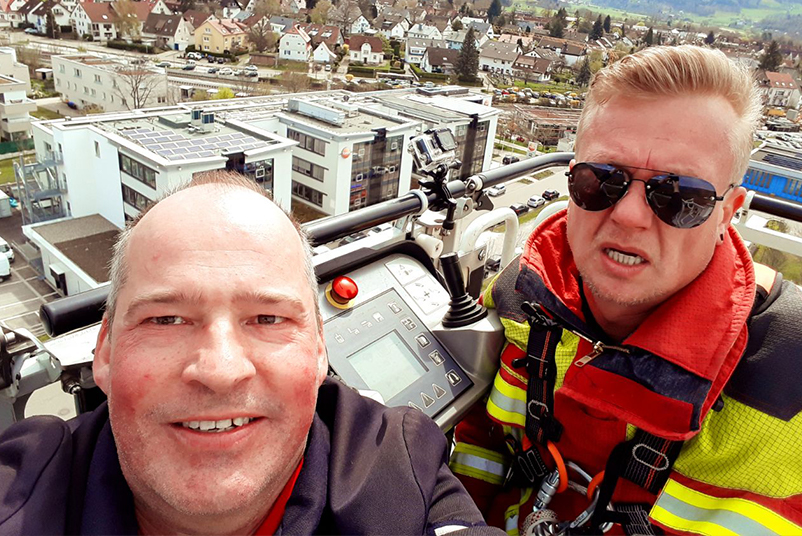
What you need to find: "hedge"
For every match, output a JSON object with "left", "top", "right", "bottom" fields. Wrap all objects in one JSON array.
[{"left": 107, "top": 41, "right": 158, "bottom": 54}]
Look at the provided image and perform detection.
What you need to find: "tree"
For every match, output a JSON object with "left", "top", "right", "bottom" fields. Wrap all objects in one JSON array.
[
  {"left": 451, "top": 19, "right": 463, "bottom": 31},
  {"left": 113, "top": 0, "right": 141, "bottom": 39},
  {"left": 576, "top": 59, "right": 592, "bottom": 86},
  {"left": 310, "top": 0, "right": 331, "bottom": 24},
  {"left": 112, "top": 66, "right": 164, "bottom": 110},
  {"left": 45, "top": 9, "right": 60, "bottom": 39},
  {"left": 280, "top": 72, "right": 312, "bottom": 93},
  {"left": 644, "top": 27, "right": 654, "bottom": 46},
  {"left": 191, "top": 89, "right": 210, "bottom": 101},
  {"left": 759, "top": 40, "right": 783, "bottom": 72},
  {"left": 330, "top": 0, "right": 361, "bottom": 35},
  {"left": 548, "top": 17, "right": 564, "bottom": 38},
  {"left": 249, "top": 23, "right": 278, "bottom": 52},
  {"left": 455, "top": 27, "right": 479, "bottom": 83},
  {"left": 213, "top": 87, "right": 235, "bottom": 99},
  {"left": 179, "top": 0, "right": 195, "bottom": 11},
  {"left": 590, "top": 15, "right": 603, "bottom": 40},
  {"left": 487, "top": 0, "right": 502, "bottom": 22},
  {"left": 704, "top": 31, "right": 715, "bottom": 45},
  {"left": 603, "top": 14, "right": 611, "bottom": 33}
]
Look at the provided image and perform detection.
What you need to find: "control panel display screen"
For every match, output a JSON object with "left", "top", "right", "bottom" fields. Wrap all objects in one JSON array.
[{"left": 349, "top": 331, "right": 427, "bottom": 402}]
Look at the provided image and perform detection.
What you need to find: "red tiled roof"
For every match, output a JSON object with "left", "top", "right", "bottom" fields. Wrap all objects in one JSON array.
[{"left": 349, "top": 35, "right": 382, "bottom": 52}]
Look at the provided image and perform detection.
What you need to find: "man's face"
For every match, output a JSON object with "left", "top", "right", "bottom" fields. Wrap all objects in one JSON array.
[
  {"left": 93, "top": 186, "right": 327, "bottom": 525},
  {"left": 567, "top": 94, "right": 745, "bottom": 313}
]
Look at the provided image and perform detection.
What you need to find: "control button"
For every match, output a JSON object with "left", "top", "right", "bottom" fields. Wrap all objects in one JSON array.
[
  {"left": 334, "top": 333, "right": 345, "bottom": 344},
  {"left": 428, "top": 350, "right": 444, "bottom": 366},
  {"left": 446, "top": 370, "right": 462, "bottom": 386},
  {"left": 415, "top": 334, "right": 430, "bottom": 348},
  {"left": 361, "top": 320, "right": 373, "bottom": 328},
  {"left": 401, "top": 317, "right": 417, "bottom": 331},
  {"left": 421, "top": 392, "right": 435, "bottom": 408},
  {"left": 388, "top": 302, "right": 402, "bottom": 314},
  {"left": 408, "top": 402, "right": 423, "bottom": 411},
  {"left": 433, "top": 383, "right": 446, "bottom": 399},
  {"left": 330, "top": 276, "right": 358, "bottom": 304},
  {"left": 373, "top": 312, "right": 384, "bottom": 322},
  {"left": 348, "top": 327, "right": 360, "bottom": 335}
]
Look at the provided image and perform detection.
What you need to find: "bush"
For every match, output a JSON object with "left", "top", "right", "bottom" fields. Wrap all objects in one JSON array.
[
  {"left": 107, "top": 40, "right": 157, "bottom": 53},
  {"left": 186, "top": 44, "right": 196, "bottom": 52}
]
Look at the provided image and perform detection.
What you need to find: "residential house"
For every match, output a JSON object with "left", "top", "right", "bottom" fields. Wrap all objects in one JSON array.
[
  {"left": 70, "top": 2, "right": 117, "bottom": 42},
  {"left": 349, "top": 35, "right": 383, "bottom": 65},
  {"left": 536, "top": 36, "right": 564, "bottom": 53},
  {"left": 561, "top": 41, "right": 585, "bottom": 66},
  {"left": 466, "top": 21, "right": 494, "bottom": 40},
  {"left": 375, "top": 13, "right": 408, "bottom": 39},
  {"left": 282, "top": 0, "right": 305, "bottom": 13},
  {"left": 194, "top": 18, "right": 248, "bottom": 54},
  {"left": 350, "top": 15, "right": 370, "bottom": 34},
  {"left": 498, "top": 33, "right": 535, "bottom": 49},
  {"left": 182, "top": 9, "right": 213, "bottom": 31},
  {"left": 420, "top": 46, "right": 459, "bottom": 74},
  {"left": 478, "top": 41, "right": 519, "bottom": 75},
  {"left": 442, "top": 28, "right": 485, "bottom": 50},
  {"left": 312, "top": 42, "right": 336, "bottom": 63},
  {"left": 269, "top": 15, "right": 295, "bottom": 34},
  {"left": 113, "top": 0, "right": 171, "bottom": 39},
  {"left": 0, "top": 47, "right": 35, "bottom": 141},
  {"left": 0, "top": 0, "right": 28, "bottom": 28},
  {"left": 302, "top": 23, "right": 342, "bottom": 49},
  {"left": 760, "top": 71, "right": 801, "bottom": 109},
  {"left": 279, "top": 25, "right": 311, "bottom": 62},
  {"left": 220, "top": 0, "right": 243, "bottom": 19},
  {"left": 142, "top": 13, "right": 193, "bottom": 51},
  {"left": 23, "top": 0, "right": 71, "bottom": 34},
  {"left": 407, "top": 22, "right": 441, "bottom": 40},
  {"left": 424, "top": 14, "right": 451, "bottom": 33},
  {"left": 512, "top": 54, "right": 552, "bottom": 83},
  {"left": 405, "top": 37, "right": 444, "bottom": 65}
]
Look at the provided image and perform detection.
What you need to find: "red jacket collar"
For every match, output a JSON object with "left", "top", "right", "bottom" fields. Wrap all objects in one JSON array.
[{"left": 520, "top": 210, "right": 755, "bottom": 438}]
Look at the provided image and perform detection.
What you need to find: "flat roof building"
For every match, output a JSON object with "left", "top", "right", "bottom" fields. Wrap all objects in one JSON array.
[
  {"left": 0, "top": 47, "right": 35, "bottom": 141},
  {"left": 743, "top": 143, "right": 802, "bottom": 204}
]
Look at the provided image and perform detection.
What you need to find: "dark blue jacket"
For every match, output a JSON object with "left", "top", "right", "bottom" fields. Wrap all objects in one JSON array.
[{"left": 0, "top": 378, "right": 502, "bottom": 535}]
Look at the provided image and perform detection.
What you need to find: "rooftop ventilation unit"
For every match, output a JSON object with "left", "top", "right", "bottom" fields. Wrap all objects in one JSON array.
[
  {"left": 200, "top": 112, "right": 215, "bottom": 133},
  {"left": 287, "top": 98, "right": 345, "bottom": 127},
  {"left": 191, "top": 109, "right": 203, "bottom": 127},
  {"left": 328, "top": 99, "right": 360, "bottom": 118}
]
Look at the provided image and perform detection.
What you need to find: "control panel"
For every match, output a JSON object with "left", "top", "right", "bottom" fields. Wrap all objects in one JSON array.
[{"left": 319, "top": 252, "right": 473, "bottom": 421}]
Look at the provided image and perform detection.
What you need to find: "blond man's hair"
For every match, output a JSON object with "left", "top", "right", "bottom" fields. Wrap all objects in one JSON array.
[{"left": 576, "top": 45, "right": 762, "bottom": 185}]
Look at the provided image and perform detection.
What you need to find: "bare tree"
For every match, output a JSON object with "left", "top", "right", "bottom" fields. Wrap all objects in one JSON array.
[
  {"left": 310, "top": 0, "right": 331, "bottom": 24},
  {"left": 112, "top": 66, "right": 165, "bottom": 110},
  {"left": 280, "top": 72, "right": 311, "bottom": 92},
  {"left": 330, "top": 0, "right": 361, "bottom": 35},
  {"left": 248, "top": 17, "right": 279, "bottom": 52},
  {"left": 13, "top": 45, "right": 42, "bottom": 76},
  {"left": 114, "top": 0, "right": 141, "bottom": 40}
]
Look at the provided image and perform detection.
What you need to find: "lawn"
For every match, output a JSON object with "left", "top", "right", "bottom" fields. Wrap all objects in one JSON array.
[
  {"left": 0, "top": 154, "right": 35, "bottom": 185},
  {"left": 31, "top": 107, "right": 63, "bottom": 120}
]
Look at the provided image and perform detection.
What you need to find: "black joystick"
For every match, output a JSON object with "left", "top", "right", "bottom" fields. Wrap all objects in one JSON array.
[{"left": 440, "top": 253, "right": 488, "bottom": 328}]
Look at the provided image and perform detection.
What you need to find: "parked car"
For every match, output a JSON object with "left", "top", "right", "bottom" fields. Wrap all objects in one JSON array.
[
  {"left": 486, "top": 184, "right": 506, "bottom": 197},
  {"left": 207, "top": 56, "right": 216, "bottom": 63},
  {"left": 218, "top": 67, "right": 233, "bottom": 75},
  {"left": 244, "top": 65, "right": 258, "bottom": 71},
  {"left": 502, "top": 155, "right": 520, "bottom": 165},
  {"left": 340, "top": 231, "right": 368, "bottom": 245},
  {"left": 244, "top": 70, "right": 258, "bottom": 77},
  {"left": 207, "top": 67, "right": 218, "bottom": 74},
  {"left": 182, "top": 63, "right": 195, "bottom": 70},
  {"left": 0, "top": 254, "right": 9, "bottom": 282},
  {"left": 527, "top": 195, "right": 546, "bottom": 209},
  {"left": 542, "top": 189, "right": 560, "bottom": 201},
  {"left": 217, "top": 57, "right": 226, "bottom": 64},
  {"left": 155, "top": 61, "right": 171, "bottom": 68},
  {"left": 509, "top": 203, "right": 529, "bottom": 216},
  {"left": 24, "top": 27, "right": 38, "bottom": 34},
  {"left": 0, "top": 236, "right": 14, "bottom": 263},
  {"left": 325, "top": 64, "right": 332, "bottom": 71}
]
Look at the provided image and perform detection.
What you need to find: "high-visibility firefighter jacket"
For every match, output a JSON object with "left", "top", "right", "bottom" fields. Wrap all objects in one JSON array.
[{"left": 450, "top": 210, "right": 802, "bottom": 536}]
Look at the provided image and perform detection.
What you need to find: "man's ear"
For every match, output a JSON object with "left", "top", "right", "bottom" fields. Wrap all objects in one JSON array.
[
  {"left": 93, "top": 317, "right": 112, "bottom": 395},
  {"left": 569, "top": 158, "right": 576, "bottom": 170},
  {"left": 719, "top": 186, "right": 747, "bottom": 238}
]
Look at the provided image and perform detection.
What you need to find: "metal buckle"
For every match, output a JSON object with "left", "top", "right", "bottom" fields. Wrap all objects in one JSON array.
[{"left": 632, "top": 444, "right": 670, "bottom": 472}]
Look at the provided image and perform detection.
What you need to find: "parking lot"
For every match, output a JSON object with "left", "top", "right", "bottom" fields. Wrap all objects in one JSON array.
[{"left": 0, "top": 261, "right": 58, "bottom": 338}]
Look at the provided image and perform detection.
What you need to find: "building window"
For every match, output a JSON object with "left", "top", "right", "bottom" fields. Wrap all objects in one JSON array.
[
  {"left": 94, "top": 141, "right": 100, "bottom": 158},
  {"left": 59, "top": 64, "right": 65, "bottom": 73},
  {"left": 121, "top": 184, "right": 153, "bottom": 211},
  {"left": 91, "top": 88, "right": 96, "bottom": 96},
  {"left": 119, "top": 153, "right": 157, "bottom": 189},
  {"left": 287, "top": 129, "right": 326, "bottom": 156},
  {"left": 94, "top": 74, "right": 101, "bottom": 84},
  {"left": 292, "top": 156, "right": 325, "bottom": 181},
  {"left": 74, "top": 68, "right": 81, "bottom": 78},
  {"left": 292, "top": 180, "right": 324, "bottom": 207}
]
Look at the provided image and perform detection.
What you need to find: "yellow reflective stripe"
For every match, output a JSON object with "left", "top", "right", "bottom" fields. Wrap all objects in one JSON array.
[
  {"left": 487, "top": 373, "right": 527, "bottom": 427},
  {"left": 500, "top": 359, "right": 527, "bottom": 385},
  {"left": 651, "top": 505, "right": 740, "bottom": 536},
  {"left": 450, "top": 444, "right": 507, "bottom": 485},
  {"left": 504, "top": 487, "right": 533, "bottom": 536},
  {"left": 652, "top": 479, "right": 802, "bottom": 536}
]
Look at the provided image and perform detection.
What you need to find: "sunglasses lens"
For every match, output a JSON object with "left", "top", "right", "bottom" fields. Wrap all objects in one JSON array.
[
  {"left": 647, "top": 175, "right": 717, "bottom": 229},
  {"left": 568, "top": 163, "right": 628, "bottom": 211}
]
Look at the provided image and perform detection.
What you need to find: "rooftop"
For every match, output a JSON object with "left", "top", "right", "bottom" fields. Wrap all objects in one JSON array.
[{"left": 33, "top": 215, "right": 118, "bottom": 283}]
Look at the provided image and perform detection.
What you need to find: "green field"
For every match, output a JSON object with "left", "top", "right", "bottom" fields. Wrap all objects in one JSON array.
[{"left": 31, "top": 107, "right": 62, "bottom": 120}]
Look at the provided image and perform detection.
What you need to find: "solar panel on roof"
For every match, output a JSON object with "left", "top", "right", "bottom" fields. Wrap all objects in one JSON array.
[
  {"left": 184, "top": 152, "right": 200, "bottom": 159},
  {"left": 161, "top": 142, "right": 176, "bottom": 148},
  {"left": 218, "top": 134, "right": 233, "bottom": 140},
  {"left": 176, "top": 140, "right": 193, "bottom": 148},
  {"left": 173, "top": 148, "right": 188, "bottom": 154},
  {"left": 171, "top": 154, "right": 185, "bottom": 160},
  {"left": 764, "top": 154, "right": 802, "bottom": 172},
  {"left": 156, "top": 149, "right": 173, "bottom": 156},
  {"left": 205, "top": 137, "right": 220, "bottom": 143},
  {"left": 198, "top": 150, "right": 216, "bottom": 157},
  {"left": 191, "top": 139, "right": 205, "bottom": 145}
]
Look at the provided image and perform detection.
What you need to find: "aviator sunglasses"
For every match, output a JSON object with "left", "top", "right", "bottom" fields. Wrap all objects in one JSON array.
[{"left": 566, "top": 162, "right": 735, "bottom": 229}]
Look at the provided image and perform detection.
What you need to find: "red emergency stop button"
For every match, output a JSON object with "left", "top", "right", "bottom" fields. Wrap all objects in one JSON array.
[{"left": 326, "top": 276, "right": 358, "bottom": 309}]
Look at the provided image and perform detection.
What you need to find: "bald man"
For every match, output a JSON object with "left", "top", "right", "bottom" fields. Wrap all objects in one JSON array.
[{"left": 0, "top": 171, "right": 502, "bottom": 536}]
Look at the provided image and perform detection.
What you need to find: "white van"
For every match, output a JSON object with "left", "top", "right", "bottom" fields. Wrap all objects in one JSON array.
[
  {"left": 0, "top": 236, "right": 13, "bottom": 263},
  {"left": 0, "top": 254, "right": 10, "bottom": 282}
]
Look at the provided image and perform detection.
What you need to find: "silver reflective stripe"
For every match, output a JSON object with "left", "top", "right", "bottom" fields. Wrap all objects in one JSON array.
[
  {"left": 452, "top": 451, "right": 507, "bottom": 478},
  {"left": 489, "top": 385, "right": 526, "bottom": 416},
  {"left": 656, "top": 493, "right": 778, "bottom": 536},
  {"left": 434, "top": 524, "right": 468, "bottom": 536}
]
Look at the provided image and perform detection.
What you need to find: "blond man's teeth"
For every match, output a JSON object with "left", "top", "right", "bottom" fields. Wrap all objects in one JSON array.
[{"left": 605, "top": 248, "right": 644, "bottom": 266}]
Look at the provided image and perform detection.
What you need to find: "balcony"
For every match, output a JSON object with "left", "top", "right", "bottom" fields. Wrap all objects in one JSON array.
[{"left": 0, "top": 97, "right": 36, "bottom": 119}]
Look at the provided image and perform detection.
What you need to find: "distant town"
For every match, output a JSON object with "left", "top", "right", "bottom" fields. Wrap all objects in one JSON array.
[{"left": 0, "top": 0, "right": 800, "bottom": 318}]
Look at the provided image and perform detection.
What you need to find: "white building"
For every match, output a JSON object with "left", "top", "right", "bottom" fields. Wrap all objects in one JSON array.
[
  {"left": 53, "top": 54, "right": 171, "bottom": 112},
  {"left": 350, "top": 15, "right": 371, "bottom": 35},
  {"left": 142, "top": 12, "right": 194, "bottom": 51},
  {"left": 0, "top": 0, "right": 28, "bottom": 28},
  {"left": 312, "top": 42, "right": 337, "bottom": 63},
  {"left": 407, "top": 23, "right": 441, "bottom": 40},
  {"left": 70, "top": 2, "right": 117, "bottom": 42},
  {"left": 479, "top": 41, "right": 520, "bottom": 76},
  {"left": 24, "top": 0, "right": 71, "bottom": 34},
  {"left": 0, "top": 47, "right": 35, "bottom": 141},
  {"left": 279, "top": 25, "right": 312, "bottom": 62},
  {"left": 405, "top": 38, "right": 445, "bottom": 66},
  {"left": 762, "top": 72, "right": 801, "bottom": 109},
  {"left": 349, "top": 36, "right": 384, "bottom": 65}
]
